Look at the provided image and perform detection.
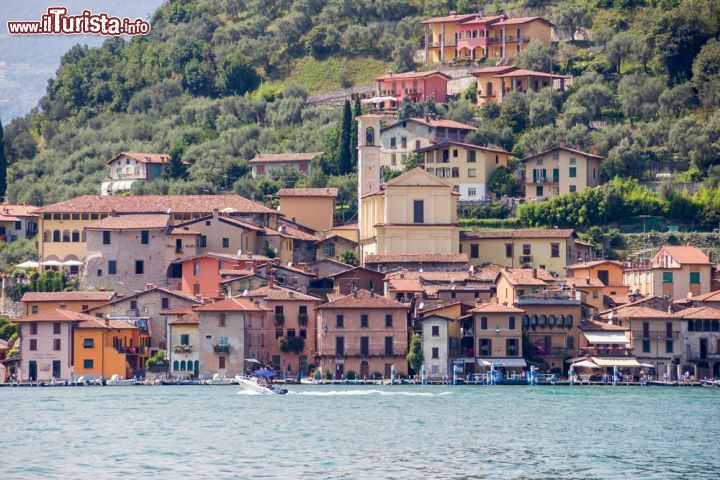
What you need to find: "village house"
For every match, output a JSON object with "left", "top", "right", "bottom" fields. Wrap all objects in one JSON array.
[
  {"left": 0, "top": 205, "right": 38, "bottom": 241},
  {"left": 674, "top": 306, "right": 720, "bottom": 378},
  {"left": 460, "top": 229, "right": 583, "bottom": 275},
  {"left": 256, "top": 263, "right": 316, "bottom": 293},
  {"left": 82, "top": 213, "right": 199, "bottom": 294},
  {"left": 370, "top": 71, "right": 450, "bottom": 110},
  {"left": 469, "top": 302, "right": 526, "bottom": 374},
  {"left": 167, "top": 309, "right": 200, "bottom": 378},
  {"left": 277, "top": 188, "right": 338, "bottom": 233},
  {"left": 379, "top": 117, "right": 476, "bottom": 170},
  {"left": 472, "top": 67, "right": 569, "bottom": 104},
  {"left": 385, "top": 270, "right": 493, "bottom": 304},
  {"left": 316, "top": 289, "right": 409, "bottom": 379},
  {"left": 85, "top": 286, "right": 201, "bottom": 357},
  {"left": 566, "top": 260, "right": 629, "bottom": 310},
  {"left": 415, "top": 300, "right": 475, "bottom": 375},
  {"left": 73, "top": 316, "right": 149, "bottom": 380},
  {"left": 34, "top": 195, "right": 278, "bottom": 267},
  {"left": 307, "top": 258, "right": 354, "bottom": 279},
  {"left": 624, "top": 245, "right": 713, "bottom": 300},
  {"left": 174, "top": 209, "right": 265, "bottom": 258},
  {"left": 414, "top": 141, "right": 510, "bottom": 201},
  {"left": 248, "top": 152, "right": 323, "bottom": 178},
  {"left": 15, "top": 309, "right": 91, "bottom": 381},
  {"left": 520, "top": 146, "right": 604, "bottom": 200},
  {"left": 195, "top": 297, "right": 271, "bottom": 378},
  {"left": 102, "top": 152, "right": 175, "bottom": 195},
  {"left": 176, "top": 252, "right": 242, "bottom": 298},
  {"left": 419, "top": 313, "right": 454, "bottom": 380},
  {"left": 315, "top": 234, "right": 359, "bottom": 263},
  {"left": 327, "top": 266, "right": 385, "bottom": 295},
  {"left": 682, "top": 289, "right": 720, "bottom": 309},
  {"left": 576, "top": 319, "right": 638, "bottom": 373},
  {"left": 421, "top": 12, "right": 553, "bottom": 64},
  {"left": 365, "top": 253, "right": 469, "bottom": 273},
  {"left": 21, "top": 291, "right": 116, "bottom": 316},
  {"left": 244, "top": 284, "right": 322, "bottom": 374}
]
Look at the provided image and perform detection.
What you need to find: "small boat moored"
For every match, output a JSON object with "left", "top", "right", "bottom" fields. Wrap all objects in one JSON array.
[
  {"left": 236, "top": 369, "right": 287, "bottom": 395},
  {"left": 106, "top": 374, "right": 136, "bottom": 386}
]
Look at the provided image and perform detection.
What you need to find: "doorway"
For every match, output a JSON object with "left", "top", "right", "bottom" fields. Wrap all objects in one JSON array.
[{"left": 360, "top": 361, "right": 369, "bottom": 378}]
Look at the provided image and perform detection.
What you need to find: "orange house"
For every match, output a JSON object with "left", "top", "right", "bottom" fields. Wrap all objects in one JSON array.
[
  {"left": 21, "top": 291, "right": 117, "bottom": 316},
  {"left": 73, "top": 317, "right": 150, "bottom": 380},
  {"left": 178, "top": 253, "right": 241, "bottom": 298}
]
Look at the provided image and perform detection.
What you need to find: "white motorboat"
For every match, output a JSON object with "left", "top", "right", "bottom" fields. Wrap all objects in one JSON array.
[
  {"left": 300, "top": 377, "right": 320, "bottom": 385},
  {"left": 204, "top": 373, "right": 236, "bottom": 385},
  {"left": 106, "top": 374, "right": 136, "bottom": 386},
  {"left": 235, "top": 375, "right": 288, "bottom": 395}
]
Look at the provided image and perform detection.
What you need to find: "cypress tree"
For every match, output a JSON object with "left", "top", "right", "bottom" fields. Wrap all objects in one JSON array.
[
  {"left": 338, "top": 100, "right": 353, "bottom": 174},
  {"left": 351, "top": 97, "right": 362, "bottom": 166},
  {"left": 164, "top": 146, "right": 187, "bottom": 180},
  {"left": 0, "top": 118, "right": 7, "bottom": 202}
]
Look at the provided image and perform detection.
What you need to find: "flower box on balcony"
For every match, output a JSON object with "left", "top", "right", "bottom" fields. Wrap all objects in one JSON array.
[{"left": 213, "top": 344, "right": 229, "bottom": 353}]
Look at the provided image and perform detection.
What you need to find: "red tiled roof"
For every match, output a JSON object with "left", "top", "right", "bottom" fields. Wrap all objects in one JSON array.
[
  {"left": 673, "top": 306, "right": 720, "bottom": 320},
  {"left": 471, "top": 66, "right": 519, "bottom": 76},
  {"left": 0, "top": 205, "right": 38, "bottom": 217},
  {"left": 461, "top": 229, "right": 574, "bottom": 240},
  {"left": 499, "top": 268, "right": 554, "bottom": 286},
  {"left": 98, "top": 287, "right": 201, "bottom": 308},
  {"left": 195, "top": 296, "right": 271, "bottom": 312},
  {"left": 387, "top": 278, "right": 424, "bottom": 292},
  {"left": 415, "top": 140, "right": 509, "bottom": 155},
  {"left": 277, "top": 188, "right": 339, "bottom": 198},
  {"left": 86, "top": 214, "right": 170, "bottom": 230},
  {"left": 494, "top": 69, "right": 569, "bottom": 79},
  {"left": 244, "top": 285, "right": 321, "bottom": 301},
  {"left": 493, "top": 16, "right": 553, "bottom": 26},
  {"left": 36, "top": 195, "right": 276, "bottom": 215},
  {"left": 600, "top": 306, "right": 672, "bottom": 320},
  {"left": 108, "top": 152, "right": 170, "bottom": 165},
  {"left": 365, "top": 253, "right": 468, "bottom": 264},
  {"left": 385, "top": 271, "right": 470, "bottom": 281},
  {"left": 383, "top": 117, "right": 476, "bottom": 132},
  {"left": 220, "top": 269, "right": 255, "bottom": 277},
  {"left": 15, "top": 308, "right": 100, "bottom": 322},
  {"left": 332, "top": 223, "right": 358, "bottom": 230},
  {"left": 579, "top": 319, "right": 629, "bottom": 331},
  {"left": 566, "top": 259, "right": 624, "bottom": 270},
  {"left": 374, "top": 70, "right": 451, "bottom": 81},
  {"left": 560, "top": 277, "right": 605, "bottom": 288},
  {"left": 248, "top": 152, "right": 323, "bottom": 164},
  {"left": 659, "top": 245, "right": 712, "bottom": 265},
  {"left": 420, "top": 13, "right": 480, "bottom": 24},
  {"left": 169, "top": 312, "right": 199, "bottom": 325},
  {"left": 21, "top": 291, "right": 116, "bottom": 302},
  {"left": 161, "top": 306, "right": 197, "bottom": 316},
  {"left": 279, "top": 225, "right": 320, "bottom": 242},
  {"left": 459, "top": 15, "right": 505, "bottom": 25},
  {"left": 317, "top": 289, "right": 408, "bottom": 309},
  {"left": 76, "top": 318, "right": 138, "bottom": 329},
  {"left": 688, "top": 290, "right": 720, "bottom": 302},
  {"left": 469, "top": 302, "right": 525, "bottom": 313},
  {"left": 219, "top": 216, "right": 265, "bottom": 232},
  {"left": 521, "top": 146, "right": 605, "bottom": 162}
]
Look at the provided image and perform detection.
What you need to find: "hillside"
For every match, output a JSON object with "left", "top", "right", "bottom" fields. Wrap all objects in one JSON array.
[{"left": 2, "top": 0, "right": 720, "bottom": 230}]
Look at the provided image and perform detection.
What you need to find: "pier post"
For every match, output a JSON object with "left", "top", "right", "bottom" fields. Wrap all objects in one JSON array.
[
  {"left": 390, "top": 364, "right": 396, "bottom": 385},
  {"left": 612, "top": 366, "right": 618, "bottom": 386},
  {"left": 569, "top": 365, "right": 575, "bottom": 386},
  {"left": 421, "top": 365, "right": 427, "bottom": 385},
  {"left": 453, "top": 364, "right": 459, "bottom": 385}
]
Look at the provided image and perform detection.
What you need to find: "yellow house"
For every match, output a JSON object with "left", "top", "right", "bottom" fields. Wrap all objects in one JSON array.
[
  {"left": 520, "top": 146, "right": 604, "bottom": 200},
  {"left": 469, "top": 302, "right": 526, "bottom": 373},
  {"left": 415, "top": 141, "right": 510, "bottom": 201},
  {"left": 421, "top": 12, "right": 553, "bottom": 64},
  {"left": 21, "top": 291, "right": 116, "bottom": 316},
  {"left": 495, "top": 267, "right": 557, "bottom": 305},
  {"left": 459, "top": 229, "right": 578, "bottom": 275},
  {"left": 566, "top": 260, "right": 629, "bottom": 310},
  {"left": 277, "top": 188, "right": 338, "bottom": 233}
]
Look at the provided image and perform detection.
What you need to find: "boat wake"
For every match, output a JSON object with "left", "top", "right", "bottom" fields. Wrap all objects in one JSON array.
[
  {"left": 289, "top": 389, "right": 453, "bottom": 397},
  {"left": 237, "top": 390, "right": 262, "bottom": 396}
]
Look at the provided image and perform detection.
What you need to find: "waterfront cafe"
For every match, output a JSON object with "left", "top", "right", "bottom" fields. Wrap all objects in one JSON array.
[{"left": 572, "top": 319, "right": 643, "bottom": 375}]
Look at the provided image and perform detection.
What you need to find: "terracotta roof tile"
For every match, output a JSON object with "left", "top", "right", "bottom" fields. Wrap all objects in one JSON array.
[
  {"left": 36, "top": 195, "right": 276, "bottom": 215},
  {"left": 415, "top": 140, "right": 509, "bottom": 155},
  {"left": 248, "top": 152, "right": 323, "bottom": 164},
  {"left": 387, "top": 278, "right": 424, "bottom": 291},
  {"left": 374, "top": 70, "right": 451, "bottom": 81},
  {"left": 161, "top": 306, "right": 197, "bottom": 316},
  {"left": 365, "top": 253, "right": 468, "bottom": 264},
  {"left": 579, "top": 319, "right": 629, "bottom": 331},
  {"left": 420, "top": 13, "right": 480, "bottom": 24},
  {"left": 469, "top": 302, "right": 525, "bottom": 314},
  {"left": 471, "top": 66, "right": 519, "bottom": 75},
  {"left": 673, "top": 306, "right": 720, "bottom": 320},
  {"left": 499, "top": 268, "right": 554, "bottom": 286},
  {"left": 0, "top": 205, "right": 38, "bottom": 217},
  {"left": 220, "top": 269, "right": 255, "bottom": 277},
  {"left": 494, "top": 69, "right": 569, "bottom": 79},
  {"left": 15, "top": 308, "right": 101, "bottom": 322},
  {"left": 277, "top": 188, "right": 339, "bottom": 197},
  {"left": 108, "top": 152, "right": 170, "bottom": 165},
  {"left": 76, "top": 318, "right": 138, "bottom": 329},
  {"left": 86, "top": 214, "right": 170, "bottom": 230},
  {"left": 244, "top": 285, "right": 321, "bottom": 301},
  {"left": 317, "top": 289, "right": 408, "bottom": 310},
  {"left": 169, "top": 312, "right": 199, "bottom": 325},
  {"left": 195, "top": 296, "right": 271, "bottom": 312},
  {"left": 521, "top": 146, "right": 605, "bottom": 162},
  {"left": 461, "top": 229, "right": 575, "bottom": 240},
  {"left": 21, "top": 291, "right": 116, "bottom": 302},
  {"left": 688, "top": 290, "right": 720, "bottom": 302},
  {"left": 279, "top": 225, "right": 320, "bottom": 242},
  {"left": 566, "top": 259, "right": 624, "bottom": 270},
  {"left": 659, "top": 245, "right": 712, "bottom": 265},
  {"left": 493, "top": 16, "right": 553, "bottom": 26},
  {"left": 332, "top": 223, "right": 358, "bottom": 230},
  {"left": 600, "top": 306, "right": 672, "bottom": 320},
  {"left": 560, "top": 277, "right": 605, "bottom": 288}
]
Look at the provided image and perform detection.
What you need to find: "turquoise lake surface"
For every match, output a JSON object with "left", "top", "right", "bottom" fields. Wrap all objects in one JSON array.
[{"left": 2, "top": 385, "right": 719, "bottom": 479}]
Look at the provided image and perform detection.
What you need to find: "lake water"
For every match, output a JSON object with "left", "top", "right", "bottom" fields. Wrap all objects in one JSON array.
[{"left": 2, "top": 385, "right": 719, "bottom": 479}]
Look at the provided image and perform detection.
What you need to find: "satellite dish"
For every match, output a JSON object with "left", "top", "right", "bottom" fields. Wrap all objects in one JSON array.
[
  {"left": 243, "top": 289, "right": 248, "bottom": 296},
  {"left": 418, "top": 302, "right": 424, "bottom": 310}
]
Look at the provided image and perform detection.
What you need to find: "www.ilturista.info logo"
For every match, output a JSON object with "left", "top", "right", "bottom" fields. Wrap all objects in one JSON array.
[{"left": 7, "top": 7, "right": 151, "bottom": 36}]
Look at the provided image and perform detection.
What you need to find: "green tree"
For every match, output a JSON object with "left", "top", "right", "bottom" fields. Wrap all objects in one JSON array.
[
  {"left": 0, "top": 316, "right": 18, "bottom": 341},
  {"left": 693, "top": 39, "right": 720, "bottom": 106},
  {"left": 164, "top": 147, "right": 188, "bottom": 180},
  {"left": 337, "top": 100, "right": 354, "bottom": 174},
  {"left": 0, "top": 118, "right": 6, "bottom": 201},
  {"left": 339, "top": 250, "right": 359, "bottom": 266},
  {"left": 406, "top": 334, "right": 423, "bottom": 374},
  {"left": 488, "top": 166, "right": 518, "bottom": 197},
  {"left": 216, "top": 53, "right": 260, "bottom": 96},
  {"left": 551, "top": 2, "right": 592, "bottom": 39},
  {"left": 351, "top": 97, "right": 361, "bottom": 165},
  {"left": 516, "top": 40, "right": 554, "bottom": 72}
]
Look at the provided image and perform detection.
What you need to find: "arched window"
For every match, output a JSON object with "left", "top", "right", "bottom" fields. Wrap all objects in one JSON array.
[
  {"left": 71, "top": 230, "right": 80, "bottom": 242},
  {"left": 712, "top": 320, "right": 719, "bottom": 332},
  {"left": 703, "top": 320, "right": 712, "bottom": 332},
  {"left": 180, "top": 360, "right": 186, "bottom": 371},
  {"left": 62, "top": 230, "right": 70, "bottom": 242},
  {"left": 566, "top": 315, "right": 573, "bottom": 327},
  {"left": 194, "top": 360, "right": 199, "bottom": 375},
  {"left": 538, "top": 315, "right": 547, "bottom": 326},
  {"left": 173, "top": 360, "right": 179, "bottom": 371},
  {"left": 548, "top": 315, "right": 556, "bottom": 326},
  {"left": 530, "top": 315, "right": 538, "bottom": 327},
  {"left": 558, "top": 315, "right": 565, "bottom": 327},
  {"left": 522, "top": 315, "right": 529, "bottom": 326},
  {"left": 43, "top": 230, "right": 51, "bottom": 242},
  {"left": 365, "top": 127, "right": 375, "bottom": 146},
  {"left": 53, "top": 230, "right": 61, "bottom": 242}
]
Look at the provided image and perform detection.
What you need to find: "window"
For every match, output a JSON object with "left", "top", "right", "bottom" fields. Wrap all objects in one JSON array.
[
  {"left": 480, "top": 317, "right": 488, "bottom": 330},
  {"left": 360, "top": 315, "right": 368, "bottom": 328},
  {"left": 536, "top": 186, "right": 543, "bottom": 197},
  {"left": 219, "top": 356, "right": 226, "bottom": 369},
  {"left": 470, "top": 244, "right": 479, "bottom": 259},
  {"left": 29, "top": 339, "right": 37, "bottom": 351},
  {"left": 31, "top": 306, "right": 39, "bottom": 315},
  {"left": 453, "top": 149, "right": 458, "bottom": 157},
  {"left": 569, "top": 157, "right": 576, "bottom": 164},
  {"left": 401, "top": 137, "right": 407, "bottom": 149},
  {"left": 385, "top": 314, "right": 393, "bottom": 327},
  {"left": 505, "top": 244, "right": 514, "bottom": 258},
  {"left": 336, "top": 314, "right": 344, "bottom": 328},
  {"left": 53, "top": 322, "right": 61, "bottom": 334},
  {"left": 479, "top": 339, "right": 491, "bottom": 356},
  {"left": 161, "top": 297, "right": 169, "bottom": 309},
  {"left": 97, "top": 269, "right": 103, "bottom": 277},
  {"left": 385, "top": 336, "right": 393, "bottom": 355},
  {"left": 666, "top": 340, "right": 674, "bottom": 353},
  {"left": 130, "top": 300, "right": 138, "bottom": 310},
  {"left": 71, "top": 230, "right": 80, "bottom": 242},
  {"left": 83, "top": 338, "right": 94, "bottom": 348},
  {"left": 432, "top": 347, "right": 439, "bottom": 359},
  {"left": 509, "top": 316, "right": 516, "bottom": 330},
  {"left": 275, "top": 328, "right": 283, "bottom": 339},
  {"left": 53, "top": 338, "right": 61, "bottom": 351},
  {"left": 180, "top": 334, "right": 189, "bottom": 346},
  {"left": 390, "top": 153, "right": 397, "bottom": 165},
  {"left": 662, "top": 272, "right": 673, "bottom": 283},
  {"left": 108, "top": 260, "right": 117, "bottom": 275},
  {"left": 413, "top": 200, "right": 424, "bottom": 223},
  {"left": 551, "top": 243, "right": 560, "bottom": 258},
  {"left": 194, "top": 262, "right": 200, "bottom": 276},
  {"left": 198, "top": 236, "right": 207, "bottom": 248},
  {"left": 451, "top": 167, "right": 459, "bottom": 178},
  {"left": 390, "top": 137, "right": 397, "bottom": 149},
  {"left": 690, "top": 272, "right": 700, "bottom": 284},
  {"left": 432, "top": 325, "right": 440, "bottom": 336},
  {"left": 495, "top": 154, "right": 500, "bottom": 164},
  {"left": 84, "top": 359, "right": 94, "bottom": 369},
  {"left": 141, "top": 230, "right": 149, "bottom": 245},
  {"left": 523, "top": 244, "right": 531, "bottom": 256},
  {"left": 336, "top": 336, "right": 345, "bottom": 355},
  {"left": 222, "top": 238, "right": 230, "bottom": 248},
  {"left": 219, "top": 313, "right": 226, "bottom": 327},
  {"left": 360, "top": 336, "right": 369, "bottom": 355},
  {"left": 642, "top": 339, "right": 651, "bottom": 353},
  {"left": 468, "top": 151, "right": 476, "bottom": 163},
  {"left": 569, "top": 185, "right": 577, "bottom": 193},
  {"left": 135, "top": 260, "right": 144, "bottom": 275},
  {"left": 324, "top": 243, "right": 335, "bottom": 257},
  {"left": 566, "top": 336, "right": 574, "bottom": 350},
  {"left": 569, "top": 167, "right": 576, "bottom": 178},
  {"left": 468, "top": 188, "right": 476, "bottom": 196},
  {"left": 103, "top": 231, "right": 111, "bottom": 245},
  {"left": 468, "top": 168, "right": 476, "bottom": 178}
]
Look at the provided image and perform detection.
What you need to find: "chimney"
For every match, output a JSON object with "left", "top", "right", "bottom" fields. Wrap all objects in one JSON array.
[
  {"left": 532, "top": 268, "right": 537, "bottom": 278},
  {"left": 449, "top": 10, "right": 456, "bottom": 16},
  {"left": 268, "top": 276, "right": 274, "bottom": 288},
  {"left": 146, "top": 283, "right": 154, "bottom": 290},
  {"left": 353, "top": 290, "right": 358, "bottom": 298},
  {"left": 667, "top": 304, "right": 672, "bottom": 314},
  {"left": 289, "top": 291, "right": 294, "bottom": 299},
  {"left": 213, "top": 208, "right": 219, "bottom": 218},
  {"left": 105, "top": 318, "right": 110, "bottom": 327},
  {"left": 110, "top": 209, "right": 118, "bottom": 217}
]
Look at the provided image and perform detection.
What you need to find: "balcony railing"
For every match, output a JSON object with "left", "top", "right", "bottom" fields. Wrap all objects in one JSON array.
[
  {"left": 536, "top": 347, "right": 570, "bottom": 356},
  {"left": 580, "top": 346, "right": 634, "bottom": 357},
  {"left": 213, "top": 344, "right": 229, "bottom": 353},
  {"left": 322, "top": 346, "right": 407, "bottom": 357},
  {"left": 632, "top": 331, "right": 680, "bottom": 340},
  {"left": 114, "top": 345, "right": 148, "bottom": 356},
  {"left": 173, "top": 345, "right": 193, "bottom": 354}
]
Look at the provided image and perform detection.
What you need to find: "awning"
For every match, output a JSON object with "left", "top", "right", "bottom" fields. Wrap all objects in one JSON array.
[
  {"left": 477, "top": 358, "right": 527, "bottom": 368},
  {"left": 360, "top": 96, "right": 397, "bottom": 104},
  {"left": 583, "top": 332, "right": 630, "bottom": 345},
  {"left": 590, "top": 357, "right": 642, "bottom": 367}
]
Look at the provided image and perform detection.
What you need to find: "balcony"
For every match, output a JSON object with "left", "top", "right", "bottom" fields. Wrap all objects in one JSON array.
[
  {"left": 114, "top": 345, "right": 148, "bottom": 356},
  {"left": 457, "top": 37, "right": 489, "bottom": 50},
  {"left": 517, "top": 292, "right": 580, "bottom": 306},
  {"left": 213, "top": 344, "right": 229, "bottom": 353},
  {"left": 274, "top": 313, "right": 285, "bottom": 325},
  {"left": 322, "top": 346, "right": 407, "bottom": 357},
  {"left": 173, "top": 344, "right": 193, "bottom": 354},
  {"left": 580, "top": 346, "right": 634, "bottom": 357},
  {"left": 632, "top": 331, "right": 680, "bottom": 340}
]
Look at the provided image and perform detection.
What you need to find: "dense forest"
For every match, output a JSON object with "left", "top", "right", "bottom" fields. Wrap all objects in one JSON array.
[{"left": 2, "top": 0, "right": 720, "bottom": 229}]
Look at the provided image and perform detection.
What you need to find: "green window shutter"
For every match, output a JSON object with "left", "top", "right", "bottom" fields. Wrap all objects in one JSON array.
[
  {"left": 181, "top": 334, "right": 189, "bottom": 345},
  {"left": 662, "top": 272, "right": 673, "bottom": 283},
  {"left": 689, "top": 272, "right": 700, "bottom": 284},
  {"left": 569, "top": 167, "right": 576, "bottom": 178}
]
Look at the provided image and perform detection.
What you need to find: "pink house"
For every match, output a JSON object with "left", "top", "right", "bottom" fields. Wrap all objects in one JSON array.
[
  {"left": 316, "top": 289, "right": 409, "bottom": 379},
  {"left": 179, "top": 253, "right": 240, "bottom": 299},
  {"left": 374, "top": 71, "right": 450, "bottom": 107}
]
